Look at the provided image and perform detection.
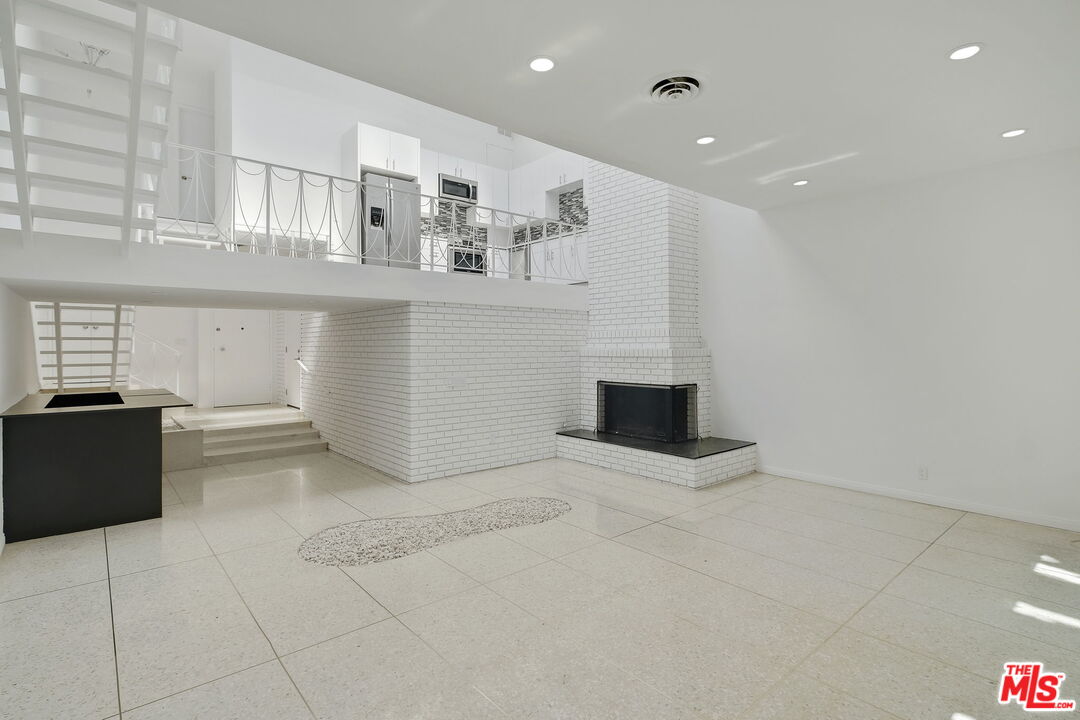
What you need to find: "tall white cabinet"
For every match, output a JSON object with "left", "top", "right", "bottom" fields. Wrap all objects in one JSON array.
[{"left": 342, "top": 123, "right": 421, "bottom": 179}]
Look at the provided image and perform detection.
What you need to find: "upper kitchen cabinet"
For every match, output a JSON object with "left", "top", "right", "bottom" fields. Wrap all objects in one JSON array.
[
  {"left": 542, "top": 149, "right": 585, "bottom": 189},
  {"left": 389, "top": 132, "right": 421, "bottom": 177},
  {"left": 438, "top": 153, "right": 477, "bottom": 182},
  {"left": 551, "top": 151, "right": 585, "bottom": 189},
  {"left": 341, "top": 123, "right": 421, "bottom": 180},
  {"left": 419, "top": 149, "right": 439, "bottom": 196},
  {"left": 510, "top": 149, "right": 586, "bottom": 219}
]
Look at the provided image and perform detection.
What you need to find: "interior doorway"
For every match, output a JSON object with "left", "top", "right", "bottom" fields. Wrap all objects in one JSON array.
[
  {"left": 213, "top": 309, "right": 271, "bottom": 407},
  {"left": 162, "top": 106, "right": 215, "bottom": 223}
]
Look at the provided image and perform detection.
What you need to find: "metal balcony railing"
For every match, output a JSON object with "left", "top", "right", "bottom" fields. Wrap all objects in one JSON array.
[{"left": 153, "top": 143, "right": 588, "bottom": 283}]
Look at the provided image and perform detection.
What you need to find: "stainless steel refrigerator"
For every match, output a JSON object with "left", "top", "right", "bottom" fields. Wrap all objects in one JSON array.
[{"left": 360, "top": 172, "right": 421, "bottom": 269}]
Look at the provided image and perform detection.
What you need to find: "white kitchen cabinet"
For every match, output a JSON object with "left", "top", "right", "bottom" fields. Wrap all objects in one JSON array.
[
  {"left": 562, "top": 230, "right": 588, "bottom": 282},
  {"left": 356, "top": 124, "right": 390, "bottom": 172},
  {"left": 459, "top": 159, "right": 478, "bottom": 181},
  {"left": 548, "top": 150, "right": 585, "bottom": 188},
  {"left": 389, "top": 132, "right": 420, "bottom": 177},
  {"left": 419, "top": 148, "right": 439, "bottom": 197},
  {"left": 342, "top": 123, "right": 421, "bottom": 180},
  {"left": 529, "top": 234, "right": 547, "bottom": 281},
  {"left": 474, "top": 165, "right": 509, "bottom": 211},
  {"left": 510, "top": 150, "right": 586, "bottom": 219},
  {"left": 475, "top": 164, "right": 493, "bottom": 208},
  {"left": 511, "top": 159, "right": 545, "bottom": 217},
  {"left": 437, "top": 152, "right": 458, "bottom": 177},
  {"left": 437, "top": 153, "right": 477, "bottom": 181}
]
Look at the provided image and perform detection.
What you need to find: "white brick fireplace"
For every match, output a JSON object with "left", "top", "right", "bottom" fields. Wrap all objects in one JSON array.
[{"left": 558, "top": 161, "right": 757, "bottom": 487}]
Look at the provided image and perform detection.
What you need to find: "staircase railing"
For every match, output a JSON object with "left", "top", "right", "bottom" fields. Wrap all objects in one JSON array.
[
  {"left": 128, "top": 332, "right": 181, "bottom": 396},
  {"left": 152, "top": 143, "right": 588, "bottom": 283},
  {"left": 31, "top": 303, "right": 135, "bottom": 391}
]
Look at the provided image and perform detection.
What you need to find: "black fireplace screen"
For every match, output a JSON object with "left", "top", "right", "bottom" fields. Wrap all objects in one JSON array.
[{"left": 596, "top": 381, "right": 697, "bottom": 443}]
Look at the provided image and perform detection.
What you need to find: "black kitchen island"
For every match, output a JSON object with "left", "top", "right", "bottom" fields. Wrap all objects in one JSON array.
[{"left": 1, "top": 388, "right": 191, "bottom": 542}]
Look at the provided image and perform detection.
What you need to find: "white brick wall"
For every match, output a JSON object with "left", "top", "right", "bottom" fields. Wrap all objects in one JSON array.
[
  {"left": 581, "top": 160, "right": 713, "bottom": 435},
  {"left": 300, "top": 304, "right": 415, "bottom": 480},
  {"left": 298, "top": 160, "right": 728, "bottom": 490},
  {"left": 300, "top": 302, "right": 586, "bottom": 482},
  {"left": 585, "top": 162, "right": 703, "bottom": 347},
  {"left": 408, "top": 302, "right": 587, "bottom": 481}
]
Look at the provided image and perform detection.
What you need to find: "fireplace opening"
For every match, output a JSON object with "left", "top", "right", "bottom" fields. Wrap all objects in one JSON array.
[{"left": 596, "top": 381, "right": 698, "bottom": 443}]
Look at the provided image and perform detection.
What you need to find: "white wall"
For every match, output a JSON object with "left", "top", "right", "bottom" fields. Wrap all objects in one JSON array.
[
  {"left": 133, "top": 306, "right": 200, "bottom": 403},
  {"left": 701, "top": 149, "right": 1080, "bottom": 530},
  {"left": 223, "top": 39, "right": 516, "bottom": 177},
  {"left": 0, "top": 283, "right": 39, "bottom": 551}
]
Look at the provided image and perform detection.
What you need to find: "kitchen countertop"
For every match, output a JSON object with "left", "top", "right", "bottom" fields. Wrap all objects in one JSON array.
[{"left": 1, "top": 388, "right": 191, "bottom": 418}]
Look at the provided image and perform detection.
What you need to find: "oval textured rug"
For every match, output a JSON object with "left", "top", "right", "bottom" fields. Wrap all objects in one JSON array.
[{"left": 298, "top": 496, "right": 572, "bottom": 566}]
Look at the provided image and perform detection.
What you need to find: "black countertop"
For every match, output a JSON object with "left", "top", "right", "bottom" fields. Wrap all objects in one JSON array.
[
  {"left": 557, "top": 429, "right": 755, "bottom": 460},
  {"left": 1, "top": 389, "right": 191, "bottom": 418}
]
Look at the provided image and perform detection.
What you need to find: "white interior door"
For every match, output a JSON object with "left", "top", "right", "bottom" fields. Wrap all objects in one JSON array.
[
  {"left": 177, "top": 107, "right": 215, "bottom": 223},
  {"left": 213, "top": 309, "right": 271, "bottom": 407},
  {"left": 284, "top": 312, "right": 302, "bottom": 409}
]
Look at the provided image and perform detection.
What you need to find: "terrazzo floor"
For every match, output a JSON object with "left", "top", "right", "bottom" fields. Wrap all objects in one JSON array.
[{"left": 1, "top": 450, "right": 1077, "bottom": 719}]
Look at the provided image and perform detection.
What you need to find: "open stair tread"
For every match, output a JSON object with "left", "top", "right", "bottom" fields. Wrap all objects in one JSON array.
[
  {"left": 0, "top": 129, "right": 163, "bottom": 168},
  {"left": 0, "top": 201, "right": 156, "bottom": 229}
]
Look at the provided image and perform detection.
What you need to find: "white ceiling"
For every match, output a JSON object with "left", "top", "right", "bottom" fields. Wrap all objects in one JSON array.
[{"left": 146, "top": 0, "right": 1080, "bottom": 209}]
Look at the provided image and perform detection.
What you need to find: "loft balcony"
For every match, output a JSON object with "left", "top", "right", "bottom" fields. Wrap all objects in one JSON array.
[{"left": 152, "top": 144, "right": 588, "bottom": 285}]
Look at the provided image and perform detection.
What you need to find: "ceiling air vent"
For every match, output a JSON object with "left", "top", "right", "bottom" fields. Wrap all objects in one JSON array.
[{"left": 650, "top": 76, "right": 701, "bottom": 104}]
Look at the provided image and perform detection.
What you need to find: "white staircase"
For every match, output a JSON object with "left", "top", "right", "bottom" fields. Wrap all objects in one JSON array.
[
  {"left": 0, "top": 0, "right": 179, "bottom": 241},
  {"left": 169, "top": 406, "right": 329, "bottom": 465},
  {"left": 32, "top": 301, "right": 135, "bottom": 389}
]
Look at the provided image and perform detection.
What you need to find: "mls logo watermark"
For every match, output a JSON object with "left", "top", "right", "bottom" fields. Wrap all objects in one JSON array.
[{"left": 999, "top": 663, "right": 1076, "bottom": 712}]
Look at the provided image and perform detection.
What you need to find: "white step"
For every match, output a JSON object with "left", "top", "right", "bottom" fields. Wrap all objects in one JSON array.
[
  {"left": 34, "top": 303, "right": 135, "bottom": 312},
  {"left": 203, "top": 437, "right": 329, "bottom": 465},
  {"left": 18, "top": 0, "right": 180, "bottom": 52},
  {"left": 0, "top": 201, "right": 156, "bottom": 230},
  {"left": 0, "top": 167, "right": 159, "bottom": 202},
  {"left": 204, "top": 427, "right": 321, "bottom": 450},
  {"left": 37, "top": 334, "right": 133, "bottom": 341},
  {"left": 198, "top": 417, "right": 313, "bottom": 437},
  {"left": 0, "top": 130, "right": 163, "bottom": 170},
  {"left": 17, "top": 47, "right": 171, "bottom": 103},
  {"left": 0, "top": 88, "right": 168, "bottom": 136}
]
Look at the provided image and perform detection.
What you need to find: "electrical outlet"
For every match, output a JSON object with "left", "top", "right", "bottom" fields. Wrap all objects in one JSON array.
[{"left": 918, "top": 465, "right": 929, "bottom": 483}]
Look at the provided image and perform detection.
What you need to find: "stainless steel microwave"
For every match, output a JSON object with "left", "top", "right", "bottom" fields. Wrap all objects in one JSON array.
[{"left": 438, "top": 174, "right": 478, "bottom": 204}]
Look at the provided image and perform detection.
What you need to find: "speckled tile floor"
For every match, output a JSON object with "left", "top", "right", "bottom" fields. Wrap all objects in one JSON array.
[{"left": 1, "top": 451, "right": 1077, "bottom": 719}]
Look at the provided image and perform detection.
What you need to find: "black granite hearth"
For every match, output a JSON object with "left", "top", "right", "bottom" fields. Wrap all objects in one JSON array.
[{"left": 556, "top": 429, "right": 755, "bottom": 460}]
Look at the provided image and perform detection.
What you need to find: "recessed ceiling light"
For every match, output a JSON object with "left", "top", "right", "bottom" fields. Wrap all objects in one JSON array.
[
  {"left": 696, "top": 136, "right": 715, "bottom": 145},
  {"left": 948, "top": 43, "right": 982, "bottom": 60},
  {"left": 529, "top": 56, "right": 555, "bottom": 72},
  {"left": 1001, "top": 128, "right": 1026, "bottom": 138},
  {"left": 792, "top": 179, "right": 809, "bottom": 186}
]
